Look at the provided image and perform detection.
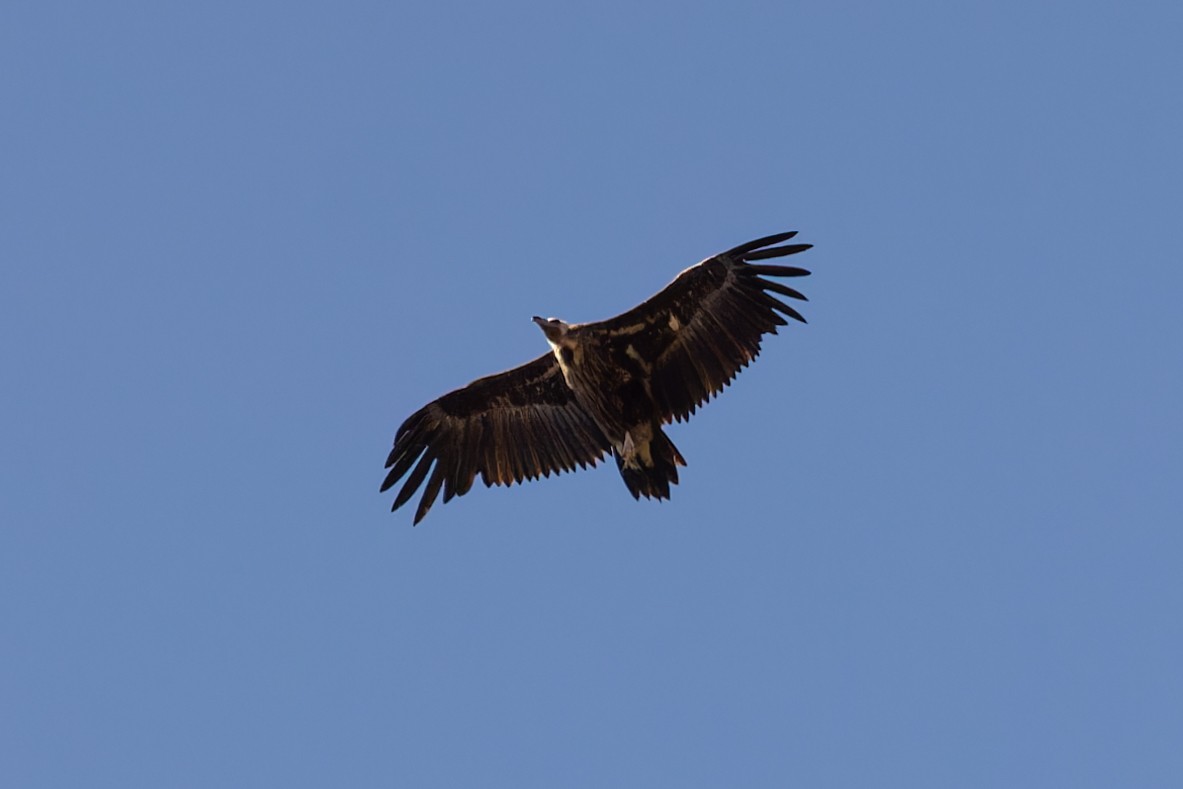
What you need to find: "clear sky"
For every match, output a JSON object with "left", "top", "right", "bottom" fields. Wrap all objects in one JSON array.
[{"left": 3, "top": 1, "right": 1181, "bottom": 786}]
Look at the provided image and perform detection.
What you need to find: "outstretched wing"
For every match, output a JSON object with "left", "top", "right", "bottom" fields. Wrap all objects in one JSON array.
[
  {"left": 589, "top": 231, "right": 812, "bottom": 424},
  {"left": 381, "top": 353, "right": 610, "bottom": 524}
]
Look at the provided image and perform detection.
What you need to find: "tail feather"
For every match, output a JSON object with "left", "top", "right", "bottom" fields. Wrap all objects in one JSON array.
[{"left": 615, "top": 428, "right": 686, "bottom": 500}]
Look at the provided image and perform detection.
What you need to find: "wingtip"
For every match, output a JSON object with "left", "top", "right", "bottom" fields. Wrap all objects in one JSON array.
[
  {"left": 726, "top": 231, "right": 800, "bottom": 257},
  {"left": 742, "top": 243, "right": 812, "bottom": 262}
]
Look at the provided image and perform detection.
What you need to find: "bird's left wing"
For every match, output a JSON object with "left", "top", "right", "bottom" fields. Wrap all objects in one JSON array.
[
  {"left": 587, "top": 231, "right": 812, "bottom": 424},
  {"left": 381, "top": 353, "right": 610, "bottom": 524}
]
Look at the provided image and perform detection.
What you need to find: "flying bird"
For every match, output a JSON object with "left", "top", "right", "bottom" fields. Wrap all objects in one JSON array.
[{"left": 382, "top": 231, "right": 812, "bottom": 523}]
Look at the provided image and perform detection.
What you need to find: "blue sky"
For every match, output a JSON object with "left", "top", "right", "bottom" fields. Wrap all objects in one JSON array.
[{"left": 3, "top": 1, "right": 1181, "bottom": 786}]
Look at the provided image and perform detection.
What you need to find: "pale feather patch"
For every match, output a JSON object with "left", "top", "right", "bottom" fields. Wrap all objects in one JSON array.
[
  {"left": 618, "top": 424, "right": 654, "bottom": 469},
  {"left": 624, "top": 343, "right": 653, "bottom": 375},
  {"left": 620, "top": 431, "right": 641, "bottom": 470},
  {"left": 668, "top": 314, "right": 681, "bottom": 331},
  {"left": 548, "top": 340, "right": 579, "bottom": 388}
]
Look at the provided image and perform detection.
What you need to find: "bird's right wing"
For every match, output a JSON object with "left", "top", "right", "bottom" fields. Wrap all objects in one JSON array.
[{"left": 381, "top": 353, "right": 610, "bottom": 524}]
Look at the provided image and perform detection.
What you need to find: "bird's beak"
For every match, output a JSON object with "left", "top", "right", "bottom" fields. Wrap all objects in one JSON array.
[{"left": 531, "top": 316, "right": 545, "bottom": 325}]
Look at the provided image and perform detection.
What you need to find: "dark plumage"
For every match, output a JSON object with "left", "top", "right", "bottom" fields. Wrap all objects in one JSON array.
[{"left": 381, "top": 231, "right": 812, "bottom": 523}]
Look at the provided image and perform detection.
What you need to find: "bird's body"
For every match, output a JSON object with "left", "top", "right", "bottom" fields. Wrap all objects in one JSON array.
[
  {"left": 382, "top": 231, "right": 813, "bottom": 523},
  {"left": 533, "top": 316, "right": 687, "bottom": 501}
]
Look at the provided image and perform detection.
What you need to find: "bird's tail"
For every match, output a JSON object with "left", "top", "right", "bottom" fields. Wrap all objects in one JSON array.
[{"left": 614, "top": 426, "right": 686, "bottom": 501}]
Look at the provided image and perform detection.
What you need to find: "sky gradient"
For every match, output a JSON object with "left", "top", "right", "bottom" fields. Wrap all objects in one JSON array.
[{"left": 3, "top": 1, "right": 1182, "bottom": 786}]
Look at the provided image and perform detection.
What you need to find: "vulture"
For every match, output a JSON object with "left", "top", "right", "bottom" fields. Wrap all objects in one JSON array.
[{"left": 382, "top": 231, "right": 812, "bottom": 523}]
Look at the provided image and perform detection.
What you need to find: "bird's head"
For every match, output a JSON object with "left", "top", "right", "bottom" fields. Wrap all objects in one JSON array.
[{"left": 531, "top": 316, "right": 570, "bottom": 344}]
